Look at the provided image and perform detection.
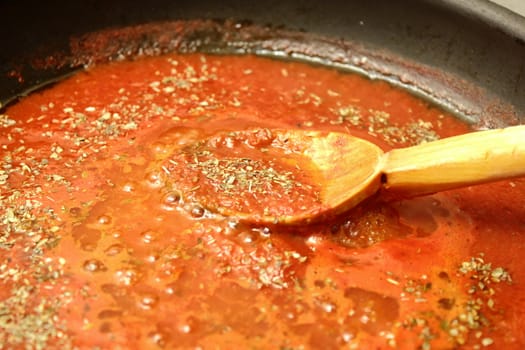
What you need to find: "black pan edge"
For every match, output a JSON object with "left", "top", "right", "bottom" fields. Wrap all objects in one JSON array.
[{"left": 1, "top": 0, "right": 524, "bottom": 125}]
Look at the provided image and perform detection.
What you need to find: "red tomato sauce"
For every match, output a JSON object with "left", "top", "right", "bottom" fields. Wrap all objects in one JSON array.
[
  {"left": 0, "top": 53, "right": 524, "bottom": 349},
  {"left": 163, "top": 128, "right": 323, "bottom": 219}
]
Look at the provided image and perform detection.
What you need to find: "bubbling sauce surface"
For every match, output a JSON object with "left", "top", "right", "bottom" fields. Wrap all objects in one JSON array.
[{"left": 1, "top": 54, "right": 524, "bottom": 349}]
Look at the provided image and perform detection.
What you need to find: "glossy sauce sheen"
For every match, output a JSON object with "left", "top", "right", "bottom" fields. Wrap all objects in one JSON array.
[{"left": 0, "top": 54, "right": 524, "bottom": 349}]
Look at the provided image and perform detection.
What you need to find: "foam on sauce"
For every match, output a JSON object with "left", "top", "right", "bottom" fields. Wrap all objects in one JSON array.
[{"left": 0, "top": 54, "right": 524, "bottom": 349}]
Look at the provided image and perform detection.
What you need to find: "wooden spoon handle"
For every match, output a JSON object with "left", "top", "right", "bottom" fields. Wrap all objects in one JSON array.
[{"left": 381, "top": 125, "right": 525, "bottom": 196}]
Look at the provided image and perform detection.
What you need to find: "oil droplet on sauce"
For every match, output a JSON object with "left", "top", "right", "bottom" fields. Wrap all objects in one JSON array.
[
  {"left": 83, "top": 259, "right": 107, "bottom": 273},
  {"left": 105, "top": 243, "right": 124, "bottom": 256},
  {"left": 138, "top": 293, "right": 159, "bottom": 310},
  {"left": 97, "top": 215, "right": 112, "bottom": 225},
  {"left": 141, "top": 231, "right": 157, "bottom": 244}
]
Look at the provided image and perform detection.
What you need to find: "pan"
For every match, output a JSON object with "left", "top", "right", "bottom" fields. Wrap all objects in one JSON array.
[
  {"left": 2, "top": 0, "right": 525, "bottom": 123},
  {"left": 1, "top": 0, "right": 524, "bottom": 349}
]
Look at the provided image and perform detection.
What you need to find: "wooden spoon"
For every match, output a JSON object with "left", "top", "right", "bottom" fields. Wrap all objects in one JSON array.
[{"left": 201, "top": 125, "right": 525, "bottom": 225}]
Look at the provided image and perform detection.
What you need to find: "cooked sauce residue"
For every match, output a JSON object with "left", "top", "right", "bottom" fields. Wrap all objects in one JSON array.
[
  {"left": 1, "top": 54, "right": 524, "bottom": 349},
  {"left": 164, "top": 129, "right": 322, "bottom": 219}
]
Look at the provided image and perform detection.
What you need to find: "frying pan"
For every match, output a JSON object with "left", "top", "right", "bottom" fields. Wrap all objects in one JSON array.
[
  {"left": 1, "top": 1, "right": 524, "bottom": 348},
  {"left": 1, "top": 0, "right": 525, "bottom": 129}
]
